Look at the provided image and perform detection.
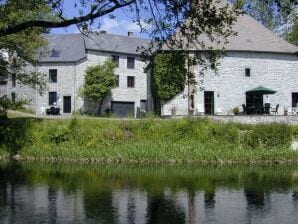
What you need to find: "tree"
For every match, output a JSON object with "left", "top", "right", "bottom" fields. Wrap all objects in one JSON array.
[
  {"left": 0, "top": 0, "right": 51, "bottom": 92},
  {"left": 82, "top": 59, "right": 116, "bottom": 114},
  {"left": 285, "top": 19, "right": 298, "bottom": 45},
  {"left": 152, "top": 52, "right": 187, "bottom": 114},
  {"left": 231, "top": 0, "right": 298, "bottom": 45}
]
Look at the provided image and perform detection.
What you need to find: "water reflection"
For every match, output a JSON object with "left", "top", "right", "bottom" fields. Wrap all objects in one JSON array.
[{"left": 0, "top": 162, "right": 297, "bottom": 224}]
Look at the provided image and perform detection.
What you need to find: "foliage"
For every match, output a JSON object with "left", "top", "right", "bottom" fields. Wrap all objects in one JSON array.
[
  {"left": 232, "top": 0, "right": 297, "bottom": 44},
  {"left": 152, "top": 52, "right": 187, "bottom": 111},
  {"left": 233, "top": 107, "right": 240, "bottom": 114},
  {"left": 0, "top": 95, "right": 31, "bottom": 119},
  {"left": 0, "top": 0, "right": 49, "bottom": 91},
  {"left": 285, "top": 18, "right": 298, "bottom": 45},
  {"left": 82, "top": 59, "right": 116, "bottom": 105},
  {"left": 242, "top": 123, "right": 292, "bottom": 149},
  {"left": 0, "top": 117, "right": 297, "bottom": 164}
]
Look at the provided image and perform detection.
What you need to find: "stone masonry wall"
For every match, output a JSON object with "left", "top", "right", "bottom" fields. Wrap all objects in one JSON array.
[{"left": 163, "top": 52, "right": 298, "bottom": 116}]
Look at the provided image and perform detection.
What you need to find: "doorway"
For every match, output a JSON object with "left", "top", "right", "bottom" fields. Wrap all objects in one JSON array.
[
  {"left": 63, "top": 96, "right": 71, "bottom": 113},
  {"left": 204, "top": 91, "right": 214, "bottom": 115}
]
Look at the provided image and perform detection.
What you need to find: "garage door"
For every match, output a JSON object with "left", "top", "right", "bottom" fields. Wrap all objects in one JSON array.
[{"left": 111, "top": 101, "right": 135, "bottom": 117}]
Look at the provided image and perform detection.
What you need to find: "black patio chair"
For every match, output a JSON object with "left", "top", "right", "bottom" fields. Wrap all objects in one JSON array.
[
  {"left": 242, "top": 104, "right": 247, "bottom": 114},
  {"left": 264, "top": 103, "right": 270, "bottom": 115},
  {"left": 272, "top": 104, "right": 279, "bottom": 115}
]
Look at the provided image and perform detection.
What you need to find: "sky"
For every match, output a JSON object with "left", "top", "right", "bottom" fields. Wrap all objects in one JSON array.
[{"left": 50, "top": 1, "right": 146, "bottom": 38}]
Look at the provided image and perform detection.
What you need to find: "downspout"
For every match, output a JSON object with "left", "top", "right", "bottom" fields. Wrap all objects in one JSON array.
[{"left": 73, "top": 62, "right": 76, "bottom": 113}]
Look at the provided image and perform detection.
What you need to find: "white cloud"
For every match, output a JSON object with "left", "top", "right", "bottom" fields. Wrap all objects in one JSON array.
[{"left": 99, "top": 17, "right": 144, "bottom": 35}]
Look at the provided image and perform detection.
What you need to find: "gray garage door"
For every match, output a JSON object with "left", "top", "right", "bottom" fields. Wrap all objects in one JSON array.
[{"left": 111, "top": 101, "right": 135, "bottom": 117}]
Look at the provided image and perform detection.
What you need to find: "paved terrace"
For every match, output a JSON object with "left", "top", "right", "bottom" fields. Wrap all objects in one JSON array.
[{"left": 7, "top": 110, "right": 298, "bottom": 125}]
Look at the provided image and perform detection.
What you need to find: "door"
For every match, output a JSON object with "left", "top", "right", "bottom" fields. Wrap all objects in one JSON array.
[
  {"left": 204, "top": 91, "right": 214, "bottom": 115},
  {"left": 292, "top": 93, "right": 298, "bottom": 107},
  {"left": 111, "top": 101, "right": 135, "bottom": 117},
  {"left": 63, "top": 96, "right": 71, "bottom": 113}
]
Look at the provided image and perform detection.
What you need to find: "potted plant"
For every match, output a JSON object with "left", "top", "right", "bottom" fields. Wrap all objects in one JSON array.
[
  {"left": 233, "top": 107, "right": 240, "bottom": 115},
  {"left": 284, "top": 108, "right": 288, "bottom": 116}
]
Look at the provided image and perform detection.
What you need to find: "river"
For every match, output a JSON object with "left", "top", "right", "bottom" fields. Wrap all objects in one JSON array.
[{"left": 0, "top": 162, "right": 297, "bottom": 224}]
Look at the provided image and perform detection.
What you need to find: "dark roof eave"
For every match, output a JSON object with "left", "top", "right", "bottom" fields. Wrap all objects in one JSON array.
[
  {"left": 157, "top": 49, "right": 298, "bottom": 55},
  {"left": 38, "top": 55, "right": 87, "bottom": 64}
]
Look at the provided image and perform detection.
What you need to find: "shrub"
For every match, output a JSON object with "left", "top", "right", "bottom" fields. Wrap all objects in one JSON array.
[
  {"left": 242, "top": 123, "right": 292, "bottom": 149},
  {"left": 48, "top": 126, "right": 71, "bottom": 144}
]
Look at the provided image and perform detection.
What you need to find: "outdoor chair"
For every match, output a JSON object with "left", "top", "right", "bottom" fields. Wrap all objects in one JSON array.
[
  {"left": 242, "top": 104, "right": 247, "bottom": 114},
  {"left": 264, "top": 103, "right": 270, "bottom": 115},
  {"left": 271, "top": 104, "right": 279, "bottom": 115}
]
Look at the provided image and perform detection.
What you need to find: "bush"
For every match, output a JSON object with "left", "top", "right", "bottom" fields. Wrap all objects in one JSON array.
[
  {"left": 242, "top": 123, "right": 292, "bottom": 149},
  {"left": 48, "top": 126, "right": 71, "bottom": 144}
]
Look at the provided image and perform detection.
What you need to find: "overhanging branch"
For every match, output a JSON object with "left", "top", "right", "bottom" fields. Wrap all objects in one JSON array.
[{"left": 0, "top": 0, "right": 135, "bottom": 37}]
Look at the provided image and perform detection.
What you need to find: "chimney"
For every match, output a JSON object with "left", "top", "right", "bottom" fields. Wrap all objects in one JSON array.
[{"left": 128, "top": 31, "right": 134, "bottom": 37}]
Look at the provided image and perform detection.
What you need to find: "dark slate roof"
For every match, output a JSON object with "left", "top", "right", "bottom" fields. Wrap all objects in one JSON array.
[
  {"left": 219, "top": 14, "right": 298, "bottom": 54},
  {"left": 39, "top": 34, "right": 87, "bottom": 63},
  {"left": 83, "top": 33, "right": 150, "bottom": 55},
  {"left": 163, "top": 14, "right": 298, "bottom": 54}
]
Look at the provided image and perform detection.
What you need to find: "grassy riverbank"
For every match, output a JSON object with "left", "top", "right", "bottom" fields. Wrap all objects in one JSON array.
[{"left": 1, "top": 117, "right": 298, "bottom": 164}]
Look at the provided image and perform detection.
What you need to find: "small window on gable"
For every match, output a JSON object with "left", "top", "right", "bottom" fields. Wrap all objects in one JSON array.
[
  {"left": 127, "top": 57, "right": 135, "bottom": 69},
  {"left": 112, "top": 55, "right": 119, "bottom": 67},
  {"left": 0, "top": 76, "right": 7, "bottom": 85},
  {"left": 245, "top": 68, "right": 251, "bottom": 77},
  {"left": 11, "top": 92, "right": 16, "bottom": 103},
  {"left": 127, "top": 76, "right": 135, "bottom": 88},
  {"left": 116, "top": 75, "right": 119, "bottom": 87},
  {"left": 11, "top": 74, "right": 16, "bottom": 87},
  {"left": 49, "top": 69, "right": 57, "bottom": 83}
]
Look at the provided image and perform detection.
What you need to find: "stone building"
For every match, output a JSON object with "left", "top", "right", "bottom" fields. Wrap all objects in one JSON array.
[
  {"left": 1, "top": 32, "right": 151, "bottom": 117},
  {"left": 161, "top": 14, "right": 298, "bottom": 116},
  {"left": 1, "top": 12, "right": 298, "bottom": 117}
]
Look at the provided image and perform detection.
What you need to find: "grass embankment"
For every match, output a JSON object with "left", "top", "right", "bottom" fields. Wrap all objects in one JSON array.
[{"left": 0, "top": 117, "right": 298, "bottom": 164}]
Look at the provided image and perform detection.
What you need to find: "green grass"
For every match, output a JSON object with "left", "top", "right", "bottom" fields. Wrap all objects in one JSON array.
[{"left": 1, "top": 117, "right": 298, "bottom": 164}]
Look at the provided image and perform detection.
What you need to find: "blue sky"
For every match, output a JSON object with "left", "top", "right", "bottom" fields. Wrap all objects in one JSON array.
[{"left": 50, "top": 1, "right": 146, "bottom": 37}]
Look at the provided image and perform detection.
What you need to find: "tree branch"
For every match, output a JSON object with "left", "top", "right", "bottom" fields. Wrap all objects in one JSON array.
[{"left": 0, "top": 0, "right": 135, "bottom": 37}]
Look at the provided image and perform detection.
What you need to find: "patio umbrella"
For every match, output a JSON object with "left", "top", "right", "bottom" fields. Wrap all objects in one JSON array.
[{"left": 246, "top": 86, "right": 276, "bottom": 95}]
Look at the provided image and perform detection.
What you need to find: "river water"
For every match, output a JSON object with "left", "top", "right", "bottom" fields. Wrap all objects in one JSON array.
[{"left": 0, "top": 162, "right": 297, "bottom": 224}]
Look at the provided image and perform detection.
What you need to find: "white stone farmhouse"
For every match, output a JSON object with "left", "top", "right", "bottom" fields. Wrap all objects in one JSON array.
[
  {"left": 161, "top": 13, "right": 298, "bottom": 116},
  {"left": 0, "top": 32, "right": 151, "bottom": 117}
]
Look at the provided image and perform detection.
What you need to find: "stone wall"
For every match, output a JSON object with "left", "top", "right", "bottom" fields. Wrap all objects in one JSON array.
[
  {"left": 2, "top": 50, "right": 150, "bottom": 117},
  {"left": 162, "top": 52, "right": 298, "bottom": 116}
]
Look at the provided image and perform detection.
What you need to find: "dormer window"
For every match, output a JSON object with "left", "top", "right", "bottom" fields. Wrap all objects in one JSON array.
[{"left": 50, "top": 48, "right": 61, "bottom": 57}]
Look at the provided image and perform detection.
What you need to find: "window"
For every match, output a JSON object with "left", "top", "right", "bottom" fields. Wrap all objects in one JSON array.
[
  {"left": 11, "top": 74, "right": 16, "bottom": 87},
  {"left": 50, "top": 48, "right": 60, "bottom": 57},
  {"left": 48, "top": 92, "right": 57, "bottom": 105},
  {"left": 112, "top": 55, "right": 119, "bottom": 67},
  {"left": 49, "top": 69, "right": 57, "bottom": 83},
  {"left": 11, "top": 92, "right": 15, "bottom": 103},
  {"left": 127, "top": 76, "right": 135, "bottom": 88},
  {"left": 0, "top": 77, "right": 7, "bottom": 85},
  {"left": 127, "top": 57, "right": 135, "bottom": 69},
  {"left": 245, "top": 68, "right": 251, "bottom": 77},
  {"left": 116, "top": 75, "right": 119, "bottom": 87}
]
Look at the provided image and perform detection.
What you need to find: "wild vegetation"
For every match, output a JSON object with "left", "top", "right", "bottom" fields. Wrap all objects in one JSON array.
[{"left": 0, "top": 117, "right": 297, "bottom": 164}]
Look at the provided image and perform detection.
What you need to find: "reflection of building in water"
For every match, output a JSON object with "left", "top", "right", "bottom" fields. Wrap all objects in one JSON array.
[
  {"left": 1, "top": 183, "right": 298, "bottom": 224},
  {"left": 0, "top": 184, "right": 86, "bottom": 223},
  {"left": 112, "top": 189, "right": 148, "bottom": 224}
]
